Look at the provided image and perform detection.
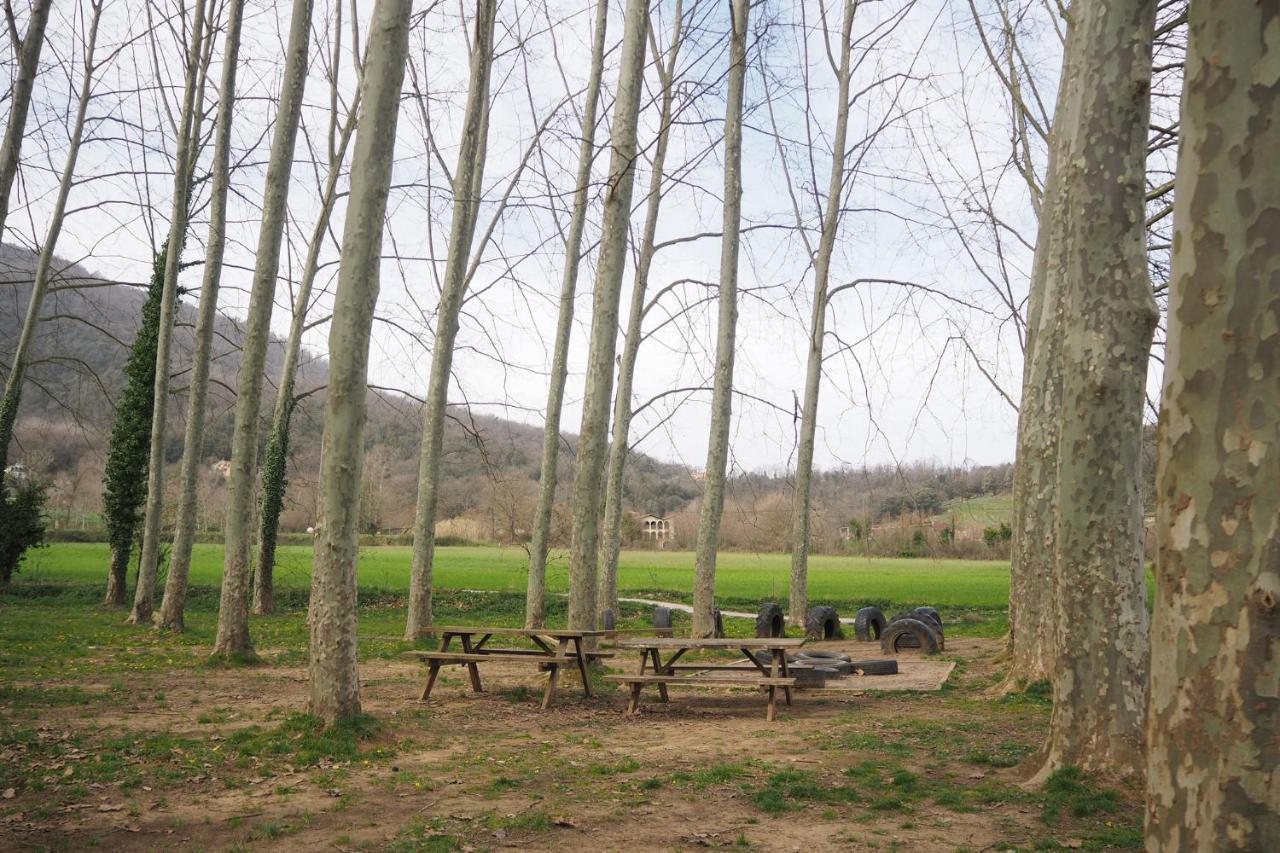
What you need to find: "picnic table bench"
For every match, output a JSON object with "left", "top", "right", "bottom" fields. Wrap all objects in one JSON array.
[
  {"left": 606, "top": 637, "right": 807, "bottom": 721},
  {"left": 405, "top": 626, "right": 609, "bottom": 709}
]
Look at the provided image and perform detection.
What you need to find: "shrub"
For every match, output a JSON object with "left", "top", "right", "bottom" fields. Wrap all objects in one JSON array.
[{"left": 0, "top": 478, "right": 49, "bottom": 583}]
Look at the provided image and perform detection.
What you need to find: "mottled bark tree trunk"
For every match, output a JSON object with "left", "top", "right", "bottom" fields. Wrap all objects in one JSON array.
[
  {"left": 788, "top": 0, "right": 855, "bottom": 628},
  {"left": 130, "top": 0, "right": 210, "bottom": 625},
  {"left": 1030, "top": 0, "right": 1158, "bottom": 782},
  {"left": 597, "top": 0, "right": 684, "bottom": 622},
  {"left": 255, "top": 13, "right": 359, "bottom": 617},
  {"left": 403, "top": 0, "right": 496, "bottom": 642},
  {"left": 0, "top": 0, "right": 98, "bottom": 480},
  {"left": 155, "top": 0, "right": 246, "bottom": 632},
  {"left": 564, "top": 0, "right": 651, "bottom": 631},
  {"left": 524, "top": 0, "right": 609, "bottom": 629},
  {"left": 1144, "top": 5, "right": 1279, "bottom": 847},
  {"left": 214, "top": 0, "right": 314, "bottom": 656},
  {"left": 0, "top": 0, "right": 52, "bottom": 245},
  {"left": 309, "top": 0, "right": 413, "bottom": 724},
  {"left": 691, "top": 0, "right": 748, "bottom": 638}
]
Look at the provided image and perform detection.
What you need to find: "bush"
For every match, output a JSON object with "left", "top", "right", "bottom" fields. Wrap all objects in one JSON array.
[{"left": 0, "top": 478, "right": 49, "bottom": 583}]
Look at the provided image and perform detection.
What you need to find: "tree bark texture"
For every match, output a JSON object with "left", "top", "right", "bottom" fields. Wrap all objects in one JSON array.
[
  {"left": 524, "top": 0, "right": 610, "bottom": 629},
  {"left": 0, "top": 0, "right": 98, "bottom": 481},
  {"left": 404, "top": 0, "right": 497, "bottom": 641},
  {"left": 1144, "top": 4, "right": 1280, "bottom": 847},
  {"left": 564, "top": 0, "right": 651, "bottom": 631},
  {"left": 691, "top": 0, "right": 748, "bottom": 638},
  {"left": 156, "top": 0, "right": 247, "bottom": 632},
  {"left": 0, "top": 0, "right": 52, "bottom": 243},
  {"left": 788, "top": 0, "right": 855, "bottom": 628},
  {"left": 1032, "top": 0, "right": 1158, "bottom": 782},
  {"left": 215, "top": 0, "right": 314, "bottom": 656},
  {"left": 597, "top": 0, "right": 684, "bottom": 621},
  {"left": 131, "top": 0, "right": 210, "bottom": 625},
  {"left": 309, "top": 0, "right": 413, "bottom": 724}
]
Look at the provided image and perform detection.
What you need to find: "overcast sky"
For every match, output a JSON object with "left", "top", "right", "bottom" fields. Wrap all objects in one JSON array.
[{"left": 7, "top": 0, "right": 1069, "bottom": 473}]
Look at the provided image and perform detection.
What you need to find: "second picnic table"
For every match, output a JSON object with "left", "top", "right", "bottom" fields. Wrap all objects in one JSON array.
[
  {"left": 405, "top": 626, "right": 608, "bottom": 709},
  {"left": 606, "top": 637, "right": 807, "bottom": 721}
]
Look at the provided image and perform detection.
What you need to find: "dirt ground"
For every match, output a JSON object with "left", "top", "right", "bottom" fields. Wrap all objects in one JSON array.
[{"left": 0, "top": 635, "right": 1141, "bottom": 851}]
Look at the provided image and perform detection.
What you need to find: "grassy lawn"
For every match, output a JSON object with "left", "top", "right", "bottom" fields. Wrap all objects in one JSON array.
[{"left": 16, "top": 542, "right": 1012, "bottom": 614}]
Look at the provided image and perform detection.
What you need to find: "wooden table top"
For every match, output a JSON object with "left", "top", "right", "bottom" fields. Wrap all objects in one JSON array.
[
  {"left": 613, "top": 637, "right": 807, "bottom": 650},
  {"left": 433, "top": 626, "right": 607, "bottom": 638}
]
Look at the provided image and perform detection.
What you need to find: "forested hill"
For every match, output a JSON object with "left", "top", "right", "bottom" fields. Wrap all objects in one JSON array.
[{"left": 0, "top": 244, "right": 701, "bottom": 534}]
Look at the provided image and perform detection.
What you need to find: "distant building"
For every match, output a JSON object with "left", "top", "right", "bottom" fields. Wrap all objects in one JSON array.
[{"left": 637, "top": 514, "right": 674, "bottom": 544}]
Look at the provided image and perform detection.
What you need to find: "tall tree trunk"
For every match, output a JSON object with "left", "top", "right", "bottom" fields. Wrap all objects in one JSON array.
[
  {"left": 787, "top": 0, "right": 855, "bottom": 628},
  {"left": 155, "top": 0, "right": 247, "bottom": 632},
  {"left": 254, "top": 19, "right": 359, "bottom": 617},
  {"left": 524, "top": 0, "right": 610, "bottom": 630},
  {"left": 403, "top": 0, "right": 497, "bottom": 641},
  {"left": 564, "top": 0, "right": 651, "bottom": 631},
  {"left": 310, "top": 0, "right": 413, "bottom": 725},
  {"left": 691, "top": 0, "right": 748, "bottom": 638},
  {"left": 0, "top": 0, "right": 53, "bottom": 243},
  {"left": 130, "top": 0, "right": 211, "bottom": 625},
  {"left": 1145, "top": 5, "right": 1279, "bottom": 846},
  {"left": 597, "top": 0, "right": 684, "bottom": 621},
  {"left": 1030, "top": 0, "right": 1158, "bottom": 781},
  {"left": 214, "top": 0, "right": 315, "bottom": 656},
  {"left": 0, "top": 0, "right": 100, "bottom": 482}
]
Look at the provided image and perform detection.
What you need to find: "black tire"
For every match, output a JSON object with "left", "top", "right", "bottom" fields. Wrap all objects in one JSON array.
[
  {"left": 913, "top": 606, "right": 942, "bottom": 628},
  {"left": 805, "top": 605, "right": 844, "bottom": 640},
  {"left": 601, "top": 608, "right": 616, "bottom": 631},
  {"left": 795, "top": 650, "right": 851, "bottom": 662},
  {"left": 849, "top": 658, "right": 899, "bottom": 676},
  {"left": 653, "top": 606, "right": 673, "bottom": 629},
  {"left": 892, "top": 611, "right": 944, "bottom": 642},
  {"left": 755, "top": 602, "right": 785, "bottom": 638},
  {"left": 854, "top": 607, "right": 887, "bottom": 641},
  {"left": 713, "top": 608, "right": 726, "bottom": 639},
  {"left": 816, "top": 660, "right": 854, "bottom": 676},
  {"left": 752, "top": 650, "right": 802, "bottom": 666},
  {"left": 880, "top": 618, "right": 941, "bottom": 655}
]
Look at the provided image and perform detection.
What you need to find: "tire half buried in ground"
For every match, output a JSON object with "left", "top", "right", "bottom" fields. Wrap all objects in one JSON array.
[
  {"left": 805, "top": 605, "right": 843, "bottom": 640},
  {"left": 755, "top": 602, "right": 785, "bottom": 638},
  {"left": 881, "top": 617, "right": 941, "bottom": 655},
  {"left": 854, "top": 606, "right": 887, "bottom": 641}
]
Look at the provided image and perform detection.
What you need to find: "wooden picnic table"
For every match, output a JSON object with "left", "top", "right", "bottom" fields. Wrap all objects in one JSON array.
[
  {"left": 404, "top": 626, "right": 609, "bottom": 709},
  {"left": 607, "top": 637, "right": 807, "bottom": 721}
]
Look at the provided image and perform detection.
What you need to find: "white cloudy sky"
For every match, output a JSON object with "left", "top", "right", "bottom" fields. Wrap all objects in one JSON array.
[{"left": 7, "top": 0, "right": 1070, "bottom": 473}]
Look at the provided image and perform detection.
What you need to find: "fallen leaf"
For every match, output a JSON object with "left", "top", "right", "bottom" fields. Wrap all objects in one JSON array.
[
  {"left": 552, "top": 816, "right": 578, "bottom": 828},
  {"left": 1061, "top": 841, "right": 1083, "bottom": 849},
  {"left": 1, "top": 788, "right": 14, "bottom": 799},
  {"left": 97, "top": 804, "right": 123, "bottom": 812}
]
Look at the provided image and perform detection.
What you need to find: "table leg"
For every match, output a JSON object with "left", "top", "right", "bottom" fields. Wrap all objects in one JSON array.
[
  {"left": 626, "top": 682, "right": 642, "bottom": 715},
  {"left": 649, "top": 649, "right": 669, "bottom": 702},
  {"left": 419, "top": 661, "right": 441, "bottom": 701},
  {"left": 542, "top": 663, "right": 560, "bottom": 710},
  {"left": 570, "top": 637, "right": 593, "bottom": 697},
  {"left": 459, "top": 635, "right": 483, "bottom": 693},
  {"left": 766, "top": 686, "right": 777, "bottom": 722},
  {"left": 776, "top": 650, "right": 793, "bottom": 706}
]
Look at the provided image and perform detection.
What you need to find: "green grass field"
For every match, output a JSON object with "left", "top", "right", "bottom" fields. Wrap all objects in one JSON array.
[{"left": 16, "top": 542, "right": 1012, "bottom": 614}]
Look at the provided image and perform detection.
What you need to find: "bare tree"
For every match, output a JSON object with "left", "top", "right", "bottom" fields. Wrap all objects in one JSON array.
[
  {"left": 596, "top": 0, "right": 686, "bottom": 621},
  {"left": 214, "top": 0, "right": 315, "bottom": 657},
  {"left": 691, "top": 0, "right": 748, "bottom": 638},
  {"left": 0, "top": 0, "right": 54, "bottom": 243},
  {"left": 565, "top": 0, "right": 651, "bottom": 631},
  {"left": 309, "top": 0, "right": 413, "bottom": 725},
  {"left": 0, "top": 0, "right": 103, "bottom": 481},
  {"left": 254, "top": 2, "right": 360, "bottom": 616},
  {"left": 1031, "top": 0, "right": 1158, "bottom": 781},
  {"left": 524, "top": 0, "right": 610, "bottom": 629},
  {"left": 154, "top": 0, "right": 248, "bottom": 631},
  {"left": 1145, "top": 5, "right": 1278, "bottom": 845},
  {"left": 404, "top": 0, "right": 497, "bottom": 641}
]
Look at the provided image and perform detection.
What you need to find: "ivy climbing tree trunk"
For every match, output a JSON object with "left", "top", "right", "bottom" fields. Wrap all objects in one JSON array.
[
  {"left": 254, "top": 9, "right": 359, "bottom": 617},
  {"left": 1030, "top": 0, "right": 1158, "bottom": 782},
  {"left": 0, "top": 0, "right": 101, "bottom": 483},
  {"left": 130, "top": 0, "right": 211, "bottom": 625},
  {"left": 155, "top": 0, "right": 247, "bottom": 632},
  {"left": 787, "top": 0, "right": 855, "bottom": 629},
  {"left": 597, "top": 0, "right": 684, "bottom": 621},
  {"left": 1144, "top": 4, "right": 1279, "bottom": 847},
  {"left": 404, "top": 0, "right": 496, "bottom": 642},
  {"left": 691, "top": 0, "right": 748, "bottom": 638},
  {"left": 524, "top": 0, "right": 609, "bottom": 629},
  {"left": 309, "top": 0, "right": 413, "bottom": 724},
  {"left": 564, "top": 0, "right": 650, "bottom": 631},
  {"left": 214, "top": 0, "right": 315, "bottom": 656},
  {"left": 0, "top": 0, "right": 53, "bottom": 243}
]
